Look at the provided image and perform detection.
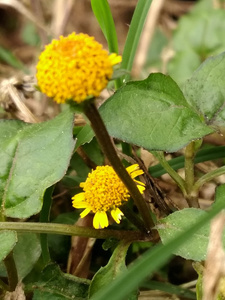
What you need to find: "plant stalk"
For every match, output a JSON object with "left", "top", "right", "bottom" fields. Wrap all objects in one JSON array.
[
  {"left": 193, "top": 165, "right": 225, "bottom": 194},
  {"left": 0, "top": 222, "right": 150, "bottom": 241},
  {"left": 83, "top": 101, "right": 154, "bottom": 233},
  {"left": 152, "top": 151, "right": 187, "bottom": 196},
  {"left": 4, "top": 251, "right": 18, "bottom": 292},
  {"left": 184, "top": 141, "right": 199, "bottom": 208}
]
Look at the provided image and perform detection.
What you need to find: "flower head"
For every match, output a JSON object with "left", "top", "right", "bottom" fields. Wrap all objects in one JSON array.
[
  {"left": 72, "top": 164, "right": 145, "bottom": 229},
  {"left": 36, "top": 32, "right": 121, "bottom": 104}
]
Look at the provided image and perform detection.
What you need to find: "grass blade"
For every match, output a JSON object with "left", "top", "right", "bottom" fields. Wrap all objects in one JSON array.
[
  {"left": 90, "top": 185, "right": 225, "bottom": 300},
  {"left": 120, "top": 0, "right": 153, "bottom": 84},
  {"left": 91, "top": 0, "right": 118, "bottom": 53}
]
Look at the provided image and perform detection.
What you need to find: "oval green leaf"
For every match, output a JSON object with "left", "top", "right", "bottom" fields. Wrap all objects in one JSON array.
[
  {"left": 0, "top": 109, "right": 75, "bottom": 218},
  {"left": 100, "top": 73, "right": 213, "bottom": 152},
  {"left": 157, "top": 185, "right": 225, "bottom": 261},
  {"left": 157, "top": 208, "right": 210, "bottom": 261}
]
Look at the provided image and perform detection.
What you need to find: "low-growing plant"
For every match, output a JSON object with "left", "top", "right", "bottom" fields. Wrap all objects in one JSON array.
[{"left": 1, "top": 0, "right": 225, "bottom": 299}]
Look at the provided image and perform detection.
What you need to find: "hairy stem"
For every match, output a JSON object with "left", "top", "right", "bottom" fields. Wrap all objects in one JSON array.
[
  {"left": 83, "top": 102, "right": 154, "bottom": 233},
  {"left": 0, "top": 222, "right": 150, "bottom": 241}
]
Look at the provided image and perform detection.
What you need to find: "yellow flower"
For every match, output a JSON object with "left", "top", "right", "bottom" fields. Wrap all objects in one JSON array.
[
  {"left": 72, "top": 164, "right": 145, "bottom": 229},
  {"left": 36, "top": 32, "right": 121, "bottom": 104}
]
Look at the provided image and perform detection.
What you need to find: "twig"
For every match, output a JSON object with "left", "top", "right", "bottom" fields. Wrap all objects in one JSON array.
[{"left": 133, "top": 0, "right": 165, "bottom": 77}]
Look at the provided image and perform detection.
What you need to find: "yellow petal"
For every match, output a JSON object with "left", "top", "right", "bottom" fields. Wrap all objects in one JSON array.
[
  {"left": 72, "top": 193, "right": 85, "bottom": 201},
  {"left": 126, "top": 164, "right": 144, "bottom": 179},
  {"left": 134, "top": 179, "right": 145, "bottom": 186},
  {"left": 80, "top": 208, "right": 91, "bottom": 218},
  {"left": 93, "top": 211, "right": 109, "bottom": 229},
  {"left": 72, "top": 202, "right": 87, "bottom": 209},
  {"left": 109, "top": 53, "right": 122, "bottom": 66},
  {"left": 80, "top": 182, "right": 85, "bottom": 188},
  {"left": 111, "top": 208, "right": 123, "bottom": 224},
  {"left": 130, "top": 169, "right": 144, "bottom": 178},
  {"left": 137, "top": 184, "right": 145, "bottom": 194},
  {"left": 72, "top": 193, "right": 86, "bottom": 208},
  {"left": 126, "top": 164, "right": 139, "bottom": 173}
]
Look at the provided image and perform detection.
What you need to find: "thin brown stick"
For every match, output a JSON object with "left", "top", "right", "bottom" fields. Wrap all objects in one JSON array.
[
  {"left": 51, "top": 0, "right": 75, "bottom": 37},
  {"left": 133, "top": 0, "right": 165, "bottom": 77},
  {"left": 30, "top": 0, "right": 49, "bottom": 45}
]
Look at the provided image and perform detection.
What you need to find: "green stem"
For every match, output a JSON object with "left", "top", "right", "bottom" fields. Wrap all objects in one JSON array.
[
  {"left": 120, "top": 205, "right": 148, "bottom": 232},
  {"left": 0, "top": 222, "right": 150, "bottom": 241},
  {"left": 193, "top": 165, "right": 225, "bottom": 194},
  {"left": 152, "top": 151, "right": 187, "bottom": 196},
  {"left": 149, "top": 145, "right": 225, "bottom": 178},
  {"left": 0, "top": 204, "right": 6, "bottom": 222},
  {"left": 39, "top": 186, "right": 54, "bottom": 265},
  {"left": 184, "top": 142, "right": 199, "bottom": 208},
  {"left": 83, "top": 102, "right": 154, "bottom": 233},
  {"left": 0, "top": 278, "right": 9, "bottom": 292},
  {"left": 0, "top": 213, "right": 5, "bottom": 222},
  {"left": 4, "top": 251, "right": 18, "bottom": 292}
]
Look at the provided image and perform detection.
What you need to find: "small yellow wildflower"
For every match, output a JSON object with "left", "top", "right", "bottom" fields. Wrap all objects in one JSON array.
[
  {"left": 36, "top": 32, "right": 121, "bottom": 104},
  {"left": 72, "top": 164, "right": 145, "bottom": 229}
]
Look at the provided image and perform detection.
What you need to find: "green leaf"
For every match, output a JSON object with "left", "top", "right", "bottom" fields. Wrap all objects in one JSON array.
[
  {"left": 90, "top": 184, "right": 225, "bottom": 300},
  {"left": 0, "top": 46, "right": 25, "bottom": 70},
  {"left": 120, "top": 0, "right": 153, "bottom": 84},
  {"left": 183, "top": 51, "right": 225, "bottom": 127},
  {"left": 33, "top": 291, "right": 67, "bottom": 300},
  {"left": 89, "top": 241, "right": 137, "bottom": 299},
  {"left": 168, "top": 49, "right": 201, "bottom": 85},
  {"left": 74, "top": 124, "right": 94, "bottom": 151},
  {"left": 14, "top": 233, "right": 41, "bottom": 280},
  {"left": 91, "top": 0, "right": 118, "bottom": 54},
  {"left": 158, "top": 183, "right": 225, "bottom": 261},
  {"left": 0, "top": 109, "right": 75, "bottom": 218},
  {"left": 100, "top": 73, "right": 213, "bottom": 152},
  {"left": 173, "top": 10, "right": 225, "bottom": 54},
  {"left": 168, "top": 10, "right": 225, "bottom": 84},
  {"left": 191, "top": 0, "right": 214, "bottom": 12},
  {"left": 0, "top": 231, "right": 17, "bottom": 262},
  {"left": 28, "top": 263, "right": 90, "bottom": 299},
  {"left": 83, "top": 138, "right": 104, "bottom": 166},
  {"left": 157, "top": 208, "right": 209, "bottom": 261}
]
